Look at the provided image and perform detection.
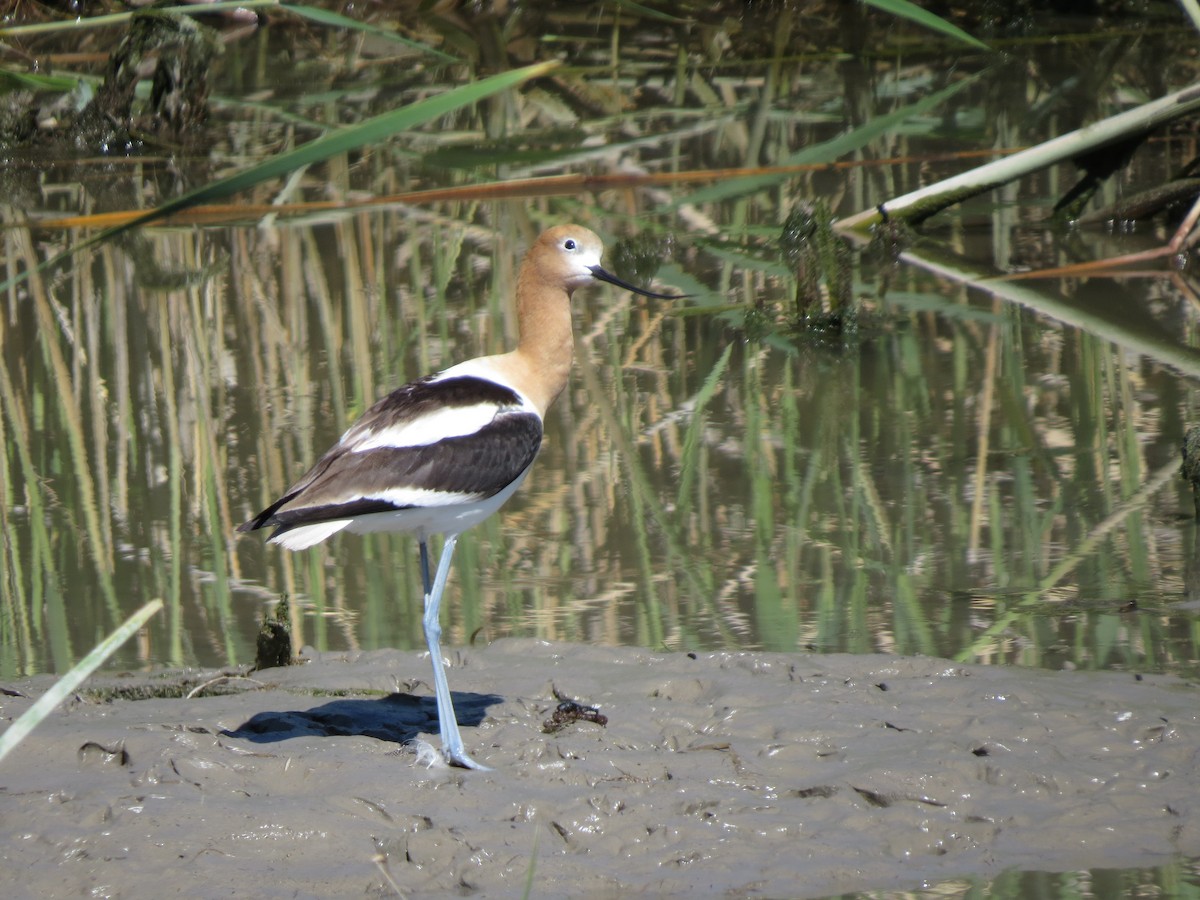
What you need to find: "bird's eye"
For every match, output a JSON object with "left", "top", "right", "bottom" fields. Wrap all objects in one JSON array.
[{"left": 563, "top": 238, "right": 577, "bottom": 251}]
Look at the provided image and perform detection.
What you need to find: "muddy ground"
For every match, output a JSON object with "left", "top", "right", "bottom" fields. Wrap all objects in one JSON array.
[{"left": 1, "top": 639, "right": 1197, "bottom": 897}]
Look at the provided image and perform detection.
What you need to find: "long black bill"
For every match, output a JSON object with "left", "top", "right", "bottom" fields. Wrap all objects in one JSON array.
[{"left": 589, "top": 265, "right": 681, "bottom": 299}]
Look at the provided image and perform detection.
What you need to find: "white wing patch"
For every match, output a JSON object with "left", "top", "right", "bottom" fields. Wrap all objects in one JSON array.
[
  {"left": 348, "top": 402, "right": 503, "bottom": 452},
  {"left": 267, "top": 466, "right": 534, "bottom": 549},
  {"left": 268, "top": 488, "right": 481, "bottom": 550},
  {"left": 363, "top": 485, "right": 482, "bottom": 508},
  {"left": 341, "top": 366, "right": 538, "bottom": 453},
  {"left": 271, "top": 519, "right": 352, "bottom": 551}
]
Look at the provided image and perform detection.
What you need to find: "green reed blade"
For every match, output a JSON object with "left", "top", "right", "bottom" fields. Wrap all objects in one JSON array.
[
  {"left": 863, "top": 0, "right": 990, "bottom": 50},
  {"left": 0, "top": 1, "right": 276, "bottom": 36},
  {"left": 677, "top": 343, "right": 732, "bottom": 515},
  {"left": 0, "top": 599, "right": 163, "bottom": 765},
  {"left": 280, "top": 4, "right": 459, "bottom": 63},
  {"left": 681, "top": 73, "right": 981, "bottom": 207},
  {"left": 104, "top": 59, "right": 559, "bottom": 237},
  {"left": 610, "top": 0, "right": 690, "bottom": 25},
  {"left": 0, "top": 60, "right": 560, "bottom": 294}
]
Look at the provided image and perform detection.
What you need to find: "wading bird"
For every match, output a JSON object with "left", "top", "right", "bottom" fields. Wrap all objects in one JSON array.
[{"left": 239, "top": 225, "right": 679, "bottom": 769}]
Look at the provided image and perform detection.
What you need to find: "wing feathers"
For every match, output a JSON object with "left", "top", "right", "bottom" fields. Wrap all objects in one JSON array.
[
  {"left": 239, "top": 373, "right": 543, "bottom": 543},
  {"left": 339, "top": 374, "right": 528, "bottom": 448}
]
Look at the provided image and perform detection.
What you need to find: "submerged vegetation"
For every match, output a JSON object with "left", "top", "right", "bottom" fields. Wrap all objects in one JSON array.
[{"left": 0, "top": 0, "right": 1199, "bottom": 697}]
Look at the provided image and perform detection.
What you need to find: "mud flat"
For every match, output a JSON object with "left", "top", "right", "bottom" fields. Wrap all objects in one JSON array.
[{"left": 1, "top": 639, "right": 1197, "bottom": 897}]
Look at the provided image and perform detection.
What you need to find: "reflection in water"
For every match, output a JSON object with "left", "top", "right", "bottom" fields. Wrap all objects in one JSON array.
[
  {"left": 6, "top": 213, "right": 1195, "bottom": 679},
  {"left": 0, "top": 6, "right": 1198, "bottom": 688}
]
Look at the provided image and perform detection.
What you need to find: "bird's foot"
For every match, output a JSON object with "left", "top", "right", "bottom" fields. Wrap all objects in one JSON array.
[
  {"left": 446, "top": 747, "right": 492, "bottom": 771},
  {"left": 408, "top": 737, "right": 492, "bottom": 771}
]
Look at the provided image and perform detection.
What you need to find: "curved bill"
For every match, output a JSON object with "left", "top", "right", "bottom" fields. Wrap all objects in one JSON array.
[{"left": 588, "top": 265, "right": 681, "bottom": 299}]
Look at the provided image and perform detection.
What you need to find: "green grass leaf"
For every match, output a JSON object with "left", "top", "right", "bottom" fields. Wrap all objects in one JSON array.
[
  {"left": 611, "top": 0, "right": 691, "bottom": 25},
  {"left": 124, "top": 58, "right": 559, "bottom": 229},
  {"left": 0, "top": 2, "right": 454, "bottom": 60},
  {"left": 280, "top": 3, "right": 459, "bottom": 63},
  {"left": 0, "top": 0, "right": 276, "bottom": 37},
  {"left": 863, "top": 0, "right": 990, "bottom": 51},
  {"left": 678, "top": 71, "right": 982, "bottom": 207},
  {"left": 0, "top": 68, "right": 86, "bottom": 92},
  {"left": 677, "top": 343, "right": 734, "bottom": 513},
  {"left": 1, "top": 60, "right": 560, "bottom": 293},
  {"left": 0, "top": 600, "right": 163, "bottom": 766}
]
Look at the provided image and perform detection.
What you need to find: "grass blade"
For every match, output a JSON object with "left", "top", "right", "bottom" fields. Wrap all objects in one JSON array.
[
  {"left": 610, "top": 0, "right": 690, "bottom": 24},
  {"left": 108, "top": 59, "right": 560, "bottom": 235},
  {"left": 680, "top": 72, "right": 981, "bottom": 206},
  {"left": 0, "top": 599, "right": 163, "bottom": 765},
  {"left": 0, "top": 60, "right": 560, "bottom": 294},
  {"left": 0, "top": 0, "right": 277, "bottom": 37},
  {"left": 280, "top": 3, "right": 459, "bottom": 62},
  {"left": 863, "top": 0, "right": 990, "bottom": 50},
  {"left": 677, "top": 342, "right": 733, "bottom": 512}
]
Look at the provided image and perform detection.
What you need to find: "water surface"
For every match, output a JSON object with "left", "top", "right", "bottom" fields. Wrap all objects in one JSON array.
[{"left": 2, "top": 5, "right": 1197, "bottom": 684}]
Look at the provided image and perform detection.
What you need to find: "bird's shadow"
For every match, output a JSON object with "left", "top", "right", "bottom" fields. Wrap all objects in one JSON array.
[{"left": 220, "top": 690, "right": 502, "bottom": 746}]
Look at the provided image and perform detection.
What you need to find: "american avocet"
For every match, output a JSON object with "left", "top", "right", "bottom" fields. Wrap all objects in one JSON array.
[{"left": 238, "top": 225, "right": 679, "bottom": 770}]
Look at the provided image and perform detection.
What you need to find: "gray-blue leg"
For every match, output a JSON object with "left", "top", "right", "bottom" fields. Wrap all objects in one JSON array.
[{"left": 419, "top": 535, "right": 490, "bottom": 770}]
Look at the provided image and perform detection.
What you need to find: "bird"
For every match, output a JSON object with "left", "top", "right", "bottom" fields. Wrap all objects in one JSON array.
[{"left": 238, "top": 224, "right": 680, "bottom": 770}]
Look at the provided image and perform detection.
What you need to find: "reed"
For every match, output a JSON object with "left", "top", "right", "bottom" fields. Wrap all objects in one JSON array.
[{"left": 1, "top": 1, "right": 1198, "bottom": 684}]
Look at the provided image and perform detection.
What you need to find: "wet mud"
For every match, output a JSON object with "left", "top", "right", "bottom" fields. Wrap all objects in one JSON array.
[{"left": 1, "top": 639, "right": 1197, "bottom": 897}]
